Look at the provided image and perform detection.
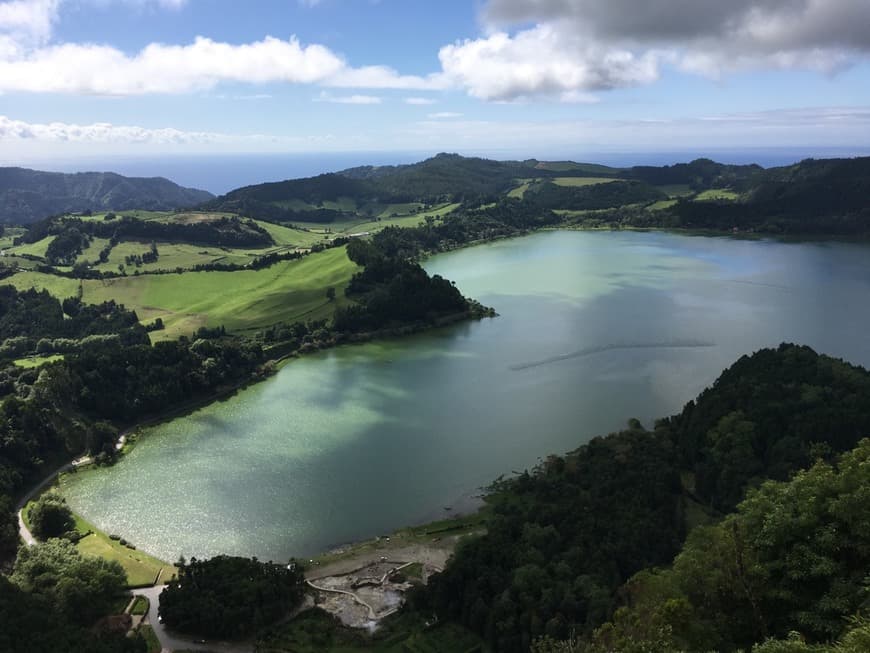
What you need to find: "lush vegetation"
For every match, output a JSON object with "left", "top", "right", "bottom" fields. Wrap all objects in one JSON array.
[
  {"left": 26, "top": 490, "right": 74, "bottom": 540},
  {"left": 413, "top": 344, "right": 870, "bottom": 652},
  {"left": 0, "top": 538, "right": 146, "bottom": 653},
  {"left": 586, "top": 440, "right": 870, "bottom": 652},
  {"left": 200, "top": 153, "right": 870, "bottom": 238},
  {"left": 258, "top": 608, "right": 484, "bottom": 652},
  {"left": 333, "top": 237, "right": 478, "bottom": 332},
  {"left": 0, "top": 285, "right": 147, "bottom": 357},
  {"left": 158, "top": 555, "right": 305, "bottom": 638}
]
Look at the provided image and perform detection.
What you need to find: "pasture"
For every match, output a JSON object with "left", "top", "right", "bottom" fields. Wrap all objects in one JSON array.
[
  {"left": 552, "top": 176, "right": 622, "bottom": 187},
  {"left": 695, "top": 189, "right": 740, "bottom": 201},
  {"left": 88, "top": 246, "right": 357, "bottom": 338}
]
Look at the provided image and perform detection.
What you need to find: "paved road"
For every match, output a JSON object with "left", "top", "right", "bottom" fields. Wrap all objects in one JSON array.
[{"left": 136, "top": 586, "right": 253, "bottom": 653}]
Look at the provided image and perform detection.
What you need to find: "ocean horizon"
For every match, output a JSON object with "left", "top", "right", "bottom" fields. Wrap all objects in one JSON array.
[{"left": 6, "top": 146, "right": 869, "bottom": 195}]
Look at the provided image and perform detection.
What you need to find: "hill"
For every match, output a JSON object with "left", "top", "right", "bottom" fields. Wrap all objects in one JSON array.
[
  {"left": 0, "top": 167, "right": 214, "bottom": 224},
  {"left": 202, "top": 152, "right": 870, "bottom": 237}
]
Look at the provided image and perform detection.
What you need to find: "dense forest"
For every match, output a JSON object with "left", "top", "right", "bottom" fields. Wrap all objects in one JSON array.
[
  {"left": 414, "top": 344, "right": 870, "bottom": 652},
  {"left": 0, "top": 539, "right": 145, "bottom": 653},
  {"left": 332, "top": 237, "right": 479, "bottom": 332},
  {"left": 159, "top": 555, "right": 306, "bottom": 638}
]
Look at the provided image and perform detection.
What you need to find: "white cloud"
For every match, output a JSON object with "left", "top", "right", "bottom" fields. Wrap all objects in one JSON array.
[
  {"left": 0, "top": 0, "right": 58, "bottom": 48},
  {"left": 459, "top": 0, "right": 870, "bottom": 100},
  {"left": 427, "top": 112, "right": 462, "bottom": 119},
  {"left": 315, "top": 91, "right": 382, "bottom": 104},
  {"left": 0, "top": 36, "right": 349, "bottom": 94},
  {"left": 0, "top": 0, "right": 445, "bottom": 96},
  {"left": 439, "top": 25, "right": 659, "bottom": 101},
  {"left": 325, "top": 65, "right": 446, "bottom": 91},
  {"left": 0, "top": 113, "right": 222, "bottom": 144},
  {"left": 404, "top": 97, "right": 437, "bottom": 105}
]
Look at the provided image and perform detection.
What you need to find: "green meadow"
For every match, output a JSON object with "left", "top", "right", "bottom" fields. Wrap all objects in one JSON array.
[
  {"left": 552, "top": 176, "right": 622, "bottom": 187},
  {"left": 7, "top": 245, "right": 359, "bottom": 339},
  {"left": 695, "top": 188, "right": 740, "bottom": 201}
]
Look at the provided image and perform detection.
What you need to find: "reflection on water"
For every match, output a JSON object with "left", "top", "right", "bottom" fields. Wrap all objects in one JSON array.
[{"left": 62, "top": 231, "right": 870, "bottom": 561}]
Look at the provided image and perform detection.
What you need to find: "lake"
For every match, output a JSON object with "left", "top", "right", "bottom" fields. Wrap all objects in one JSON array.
[{"left": 61, "top": 230, "right": 870, "bottom": 562}]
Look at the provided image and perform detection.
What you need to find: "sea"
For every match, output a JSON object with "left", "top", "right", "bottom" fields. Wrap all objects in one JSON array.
[{"left": 6, "top": 147, "right": 870, "bottom": 195}]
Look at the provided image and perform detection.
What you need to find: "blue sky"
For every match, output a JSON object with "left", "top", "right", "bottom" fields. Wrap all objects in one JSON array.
[{"left": 1, "top": 0, "right": 870, "bottom": 165}]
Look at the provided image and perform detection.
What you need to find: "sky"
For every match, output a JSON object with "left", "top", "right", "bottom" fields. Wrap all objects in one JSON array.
[{"left": 1, "top": 0, "right": 870, "bottom": 167}]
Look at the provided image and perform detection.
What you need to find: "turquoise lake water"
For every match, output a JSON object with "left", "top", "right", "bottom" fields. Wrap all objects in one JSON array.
[{"left": 62, "top": 230, "right": 870, "bottom": 562}]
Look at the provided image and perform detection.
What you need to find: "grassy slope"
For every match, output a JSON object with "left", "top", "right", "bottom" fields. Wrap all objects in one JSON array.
[
  {"left": 8, "top": 235, "right": 54, "bottom": 258},
  {"left": 89, "top": 246, "right": 358, "bottom": 338},
  {"left": 6, "top": 245, "right": 359, "bottom": 339},
  {"left": 5, "top": 271, "right": 82, "bottom": 297},
  {"left": 695, "top": 189, "right": 740, "bottom": 201},
  {"left": 552, "top": 176, "right": 622, "bottom": 187},
  {"left": 13, "top": 354, "right": 65, "bottom": 368},
  {"left": 293, "top": 203, "right": 459, "bottom": 237}
]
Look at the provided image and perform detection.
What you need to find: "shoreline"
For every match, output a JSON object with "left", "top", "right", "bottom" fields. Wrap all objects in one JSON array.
[{"left": 16, "top": 224, "right": 853, "bottom": 575}]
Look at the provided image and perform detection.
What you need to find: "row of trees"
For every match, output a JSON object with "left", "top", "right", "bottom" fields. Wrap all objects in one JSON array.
[{"left": 18, "top": 214, "right": 274, "bottom": 250}]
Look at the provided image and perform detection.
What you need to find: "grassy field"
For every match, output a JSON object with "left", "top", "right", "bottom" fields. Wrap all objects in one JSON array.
[
  {"left": 254, "top": 220, "right": 325, "bottom": 248},
  {"left": 0, "top": 227, "right": 27, "bottom": 250},
  {"left": 552, "top": 176, "right": 621, "bottom": 187},
  {"left": 13, "top": 354, "right": 65, "bottom": 368},
  {"left": 507, "top": 180, "right": 532, "bottom": 198},
  {"left": 5, "top": 271, "right": 82, "bottom": 298},
  {"left": 7, "top": 245, "right": 358, "bottom": 339},
  {"left": 695, "top": 189, "right": 740, "bottom": 201},
  {"left": 8, "top": 235, "right": 54, "bottom": 259},
  {"left": 259, "top": 609, "right": 484, "bottom": 653},
  {"left": 93, "top": 241, "right": 256, "bottom": 274},
  {"left": 22, "top": 490, "right": 176, "bottom": 588},
  {"left": 77, "top": 237, "right": 113, "bottom": 263},
  {"left": 292, "top": 202, "right": 460, "bottom": 237},
  {"left": 88, "top": 245, "right": 358, "bottom": 338},
  {"left": 648, "top": 199, "right": 679, "bottom": 211}
]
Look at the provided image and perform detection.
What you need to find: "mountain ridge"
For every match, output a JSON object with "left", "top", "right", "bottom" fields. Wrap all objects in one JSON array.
[{"left": 0, "top": 167, "right": 214, "bottom": 224}]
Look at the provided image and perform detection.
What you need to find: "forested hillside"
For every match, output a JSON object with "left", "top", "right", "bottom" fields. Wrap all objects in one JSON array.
[
  {"left": 416, "top": 344, "right": 870, "bottom": 652},
  {"left": 0, "top": 167, "right": 214, "bottom": 224},
  {"left": 199, "top": 153, "right": 870, "bottom": 237}
]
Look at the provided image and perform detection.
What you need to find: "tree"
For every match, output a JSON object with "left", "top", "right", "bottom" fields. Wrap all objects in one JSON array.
[
  {"left": 159, "top": 555, "right": 305, "bottom": 638},
  {"left": 27, "top": 491, "right": 75, "bottom": 540},
  {"left": 326, "top": 286, "right": 336, "bottom": 302},
  {"left": 11, "top": 538, "right": 127, "bottom": 625}
]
